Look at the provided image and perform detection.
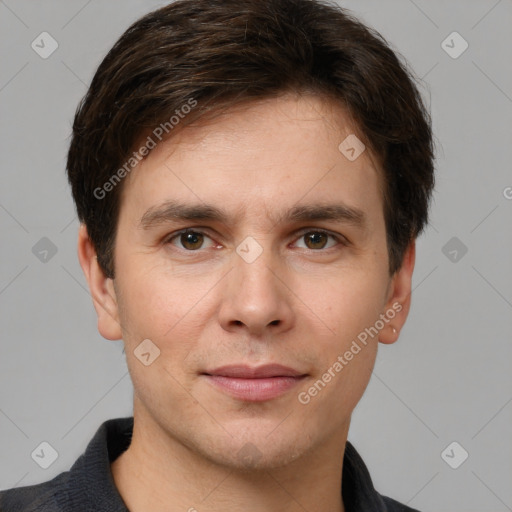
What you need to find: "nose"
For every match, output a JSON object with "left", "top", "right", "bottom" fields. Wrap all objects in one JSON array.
[{"left": 217, "top": 245, "right": 295, "bottom": 337}]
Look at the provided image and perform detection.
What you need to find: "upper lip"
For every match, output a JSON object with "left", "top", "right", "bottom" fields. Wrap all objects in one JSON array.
[{"left": 203, "top": 364, "right": 305, "bottom": 378}]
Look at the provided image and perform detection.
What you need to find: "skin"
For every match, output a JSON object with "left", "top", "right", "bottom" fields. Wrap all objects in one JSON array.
[{"left": 78, "top": 92, "right": 415, "bottom": 512}]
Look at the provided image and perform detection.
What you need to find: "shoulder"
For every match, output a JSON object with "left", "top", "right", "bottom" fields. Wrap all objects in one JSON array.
[
  {"left": 343, "top": 441, "right": 422, "bottom": 512},
  {"left": 0, "top": 471, "right": 70, "bottom": 512},
  {"left": 381, "top": 494, "right": 422, "bottom": 512}
]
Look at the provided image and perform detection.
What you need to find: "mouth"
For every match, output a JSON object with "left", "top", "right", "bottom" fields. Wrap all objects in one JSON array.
[{"left": 201, "top": 364, "right": 308, "bottom": 402}]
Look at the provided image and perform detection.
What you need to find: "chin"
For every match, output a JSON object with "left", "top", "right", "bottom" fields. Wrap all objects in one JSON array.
[{"left": 196, "top": 427, "right": 313, "bottom": 471}]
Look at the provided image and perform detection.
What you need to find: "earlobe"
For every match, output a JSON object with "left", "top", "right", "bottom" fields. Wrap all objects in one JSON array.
[
  {"left": 379, "top": 324, "right": 400, "bottom": 344},
  {"left": 77, "top": 224, "right": 122, "bottom": 341},
  {"left": 378, "top": 240, "right": 416, "bottom": 345}
]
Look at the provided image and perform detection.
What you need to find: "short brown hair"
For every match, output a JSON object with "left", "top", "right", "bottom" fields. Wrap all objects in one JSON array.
[{"left": 67, "top": 0, "right": 436, "bottom": 278}]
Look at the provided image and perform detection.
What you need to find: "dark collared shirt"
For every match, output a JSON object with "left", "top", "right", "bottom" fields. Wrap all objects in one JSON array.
[{"left": 0, "top": 417, "right": 420, "bottom": 511}]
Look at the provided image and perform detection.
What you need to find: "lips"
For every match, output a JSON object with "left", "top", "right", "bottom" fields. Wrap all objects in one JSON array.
[
  {"left": 204, "top": 364, "right": 304, "bottom": 379},
  {"left": 202, "top": 364, "right": 307, "bottom": 402}
]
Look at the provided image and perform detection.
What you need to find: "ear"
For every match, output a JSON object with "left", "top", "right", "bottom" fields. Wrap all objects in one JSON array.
[
  {"left": 77, "top": 224, "right": 122, "bottom": 341},
  {"left": 378, "top": 240, "right": 416, "bottom": 345}
]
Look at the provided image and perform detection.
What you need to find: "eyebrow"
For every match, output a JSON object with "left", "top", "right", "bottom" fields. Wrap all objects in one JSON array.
[{"left": 139, "top": 200, "right": 367, "bottom": 231}]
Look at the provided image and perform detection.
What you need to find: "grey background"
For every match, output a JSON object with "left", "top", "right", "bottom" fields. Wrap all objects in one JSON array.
[{"left": 1, "top": 1, "right": 511, "bottom": 510}]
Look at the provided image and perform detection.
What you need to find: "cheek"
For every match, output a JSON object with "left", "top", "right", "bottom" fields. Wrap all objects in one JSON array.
[
  {"left": 336, "top": 346, "right": 377, "bottom": 417},
  {"left": 296, "top": 266, "right": 387, "bottom": 339},
  {"left": 297, "top": 335, "right": 377, "bottom": 438},
  {"left": 115, "top": 260, "right": 219, "bottom": 348},
  {"left": 296, "top": 269, "right": 385, "bottom": 403}
]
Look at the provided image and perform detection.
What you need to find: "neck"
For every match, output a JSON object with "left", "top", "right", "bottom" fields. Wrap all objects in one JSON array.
[{"left": 111, "top": 405, "right": 348, "bottom": 512}]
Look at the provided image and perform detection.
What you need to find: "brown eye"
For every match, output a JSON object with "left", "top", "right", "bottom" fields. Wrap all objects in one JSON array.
[
  {"left": 303, "top": 232, "right": 329, "bottom": 249},
  {"left": 166, "top": 230, "right": 214, "bottom": 251},
  {"left": 179, "top": 231, "right": 204, "bottom": 250},
  {"left": 294, "top": 230, "right": 341, "bottom": 251}
]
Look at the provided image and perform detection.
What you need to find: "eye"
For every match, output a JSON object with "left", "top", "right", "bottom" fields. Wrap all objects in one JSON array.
[
  {"left": 164, "top": 228, "right": 345, "bottom": 252},
  {"left": 165, "top": 229, "right": 215, "bottom": 251},
  {"left": 293, "top": 230, "right": 343, "bottom": 250}
]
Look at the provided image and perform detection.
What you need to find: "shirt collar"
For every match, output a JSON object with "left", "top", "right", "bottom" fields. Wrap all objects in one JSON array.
[{"left": 66, "top": 416, "right": 394, "bottom": 511}]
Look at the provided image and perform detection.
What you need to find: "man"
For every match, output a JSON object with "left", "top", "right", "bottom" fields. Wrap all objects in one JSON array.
[{"left": 0, "top": 0, "right": 435, "bottom": 510}]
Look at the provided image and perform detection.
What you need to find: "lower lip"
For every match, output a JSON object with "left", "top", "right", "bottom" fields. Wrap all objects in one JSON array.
[{"left": 203, "top": 375, "right": 306, "bottom": 401}]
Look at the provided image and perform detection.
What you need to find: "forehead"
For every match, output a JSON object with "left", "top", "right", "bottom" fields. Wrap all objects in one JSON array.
[
  {"left": 152, "top": 93, "right": 374, "bottom": 163},
  {"left": 120, "top": 93, "right": 385, "bottom": 228}
]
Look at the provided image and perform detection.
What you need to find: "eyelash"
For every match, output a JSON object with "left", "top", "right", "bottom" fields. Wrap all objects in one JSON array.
[{"left": 163, "top": 227, "right": 347, "bottom": 252}]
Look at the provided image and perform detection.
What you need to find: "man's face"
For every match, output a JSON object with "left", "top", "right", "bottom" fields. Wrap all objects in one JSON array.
[{"left": 86, "top": 93, "right": 413, "bottom": 470}]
